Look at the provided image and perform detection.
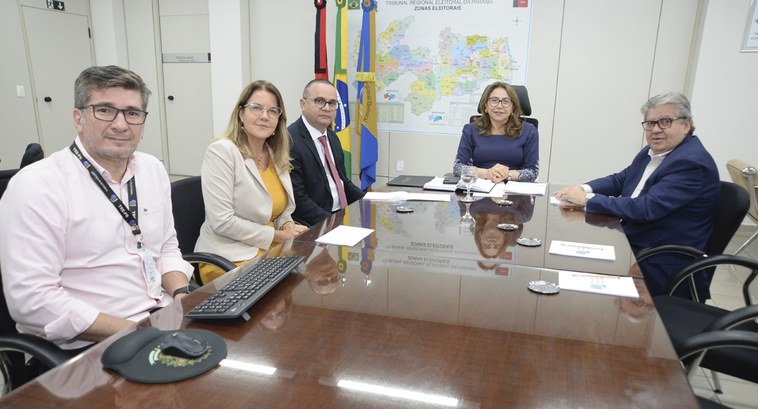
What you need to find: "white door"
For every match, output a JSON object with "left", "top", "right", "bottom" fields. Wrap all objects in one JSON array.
[
  {"left": 22, "top": 6, "right": 94, "bottom": 153},
  {"left": 163, "top": 63, "right": 213, "bottom": 176}
]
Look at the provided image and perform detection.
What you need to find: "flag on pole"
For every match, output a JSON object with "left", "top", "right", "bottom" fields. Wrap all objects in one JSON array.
[
  {"left": 313, "top": 0, "right": 328, "bottom": 80},
  {"left": 333, "top": 0, "right": 352, "bottom": 175},
  {"left": 355, "top": 0, "right": 378, "bottom": 190}
]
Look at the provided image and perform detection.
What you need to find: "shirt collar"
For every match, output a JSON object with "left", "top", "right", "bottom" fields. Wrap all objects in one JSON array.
[
  {"left": 301, "top": 116, "right": 326, "bottom": 141},
  {"left": 74, "top": 136, "right": 139, "bottom": 183},
  {"left": 647, "top": 149, "right": 671, "bottom": 160}
]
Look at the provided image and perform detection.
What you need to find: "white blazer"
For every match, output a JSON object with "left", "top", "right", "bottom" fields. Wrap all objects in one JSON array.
[{"left": 194, "top": 139, "right": 296, "bottom": 261}]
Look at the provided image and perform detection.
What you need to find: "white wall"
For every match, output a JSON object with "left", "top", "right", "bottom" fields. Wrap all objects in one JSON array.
[
  {"left": 691, "top": 0, "right": 758, "bottom": 181},
  {"left": 2, "top": 0, "right": 756, "bottom": 190}
]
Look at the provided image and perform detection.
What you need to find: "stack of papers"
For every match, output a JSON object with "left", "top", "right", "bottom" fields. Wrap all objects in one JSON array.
[
  {"left": 423, "top": 176, "right": 496, "bottom": 193},
  {"left": 549, "top": 240, "right": 616, "bottom": 261},
  {"left": 364, "top": 191, "right": 450, "bottom": 202},
  {"left": 558, "top": 271, "right": 639, "bottom": 298}
]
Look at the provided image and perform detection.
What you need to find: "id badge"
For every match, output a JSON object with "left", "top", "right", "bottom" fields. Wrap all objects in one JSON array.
[{"left": 139, "top": 246, "right": 161, "bottom": 298}]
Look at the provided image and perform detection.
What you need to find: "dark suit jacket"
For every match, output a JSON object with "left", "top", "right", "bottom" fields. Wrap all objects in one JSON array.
[
  {"left": 288, "top": 117, "right": 365, "bottom": 226},
  {"left": 585, "top": 135, "right": 719, "bottom": 299}
]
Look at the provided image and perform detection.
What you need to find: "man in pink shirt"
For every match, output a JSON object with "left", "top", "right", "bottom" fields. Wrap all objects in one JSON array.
[{"left": 0, "top": 66, "right": 193, "bottom": 353}]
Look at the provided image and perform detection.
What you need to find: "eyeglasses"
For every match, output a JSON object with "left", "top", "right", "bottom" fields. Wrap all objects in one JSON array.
[
  {"left": 305, "top": 97, "right": 339, "bottom": 110},
  {"left": 487, "top": 97, "right": 512, "bottom": 108},
  {"left": 84, "top": 105, "right": 148, "bottom": 125},
  {"left": 640, "top": 117, "right": 687, "bottom": 131},
  {"left": 241, "top": 103, "right": 283, "bottom": 118}
]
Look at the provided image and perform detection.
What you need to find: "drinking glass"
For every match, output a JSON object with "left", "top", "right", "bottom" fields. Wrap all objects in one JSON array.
[
  {"left": 459, "top": 202, "right": 475, "bottom": 235},
  {"left": 460, "top": 165, "right": 478, "bottom": 203}
]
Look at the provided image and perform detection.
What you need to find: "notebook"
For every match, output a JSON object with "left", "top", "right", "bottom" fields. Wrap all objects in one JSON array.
[{"left": 387, "top": 175, "right": 435, "bottom": 188}]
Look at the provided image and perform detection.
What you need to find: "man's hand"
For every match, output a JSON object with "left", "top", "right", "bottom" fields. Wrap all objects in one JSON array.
[{"left": 554, "top": 185, "right": 588, "bottom": 206}]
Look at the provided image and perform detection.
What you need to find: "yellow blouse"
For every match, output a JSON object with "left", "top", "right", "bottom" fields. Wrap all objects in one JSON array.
[{"left": 199, "top": 165, "right": 287, "bottom": 284}]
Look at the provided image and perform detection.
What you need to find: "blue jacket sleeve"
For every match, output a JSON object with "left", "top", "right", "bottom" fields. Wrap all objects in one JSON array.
[{"left": 586, "top": 157, "right": 711, "bottom": 222}]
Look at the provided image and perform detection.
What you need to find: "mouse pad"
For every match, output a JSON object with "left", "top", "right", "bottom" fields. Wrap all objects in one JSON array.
[{"left": 101, "top": 327, "right": 227, "bottom": 384}]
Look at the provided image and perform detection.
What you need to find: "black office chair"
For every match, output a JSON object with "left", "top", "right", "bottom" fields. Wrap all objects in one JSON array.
[
  {"left": 636, "top": 181, "right": 750, "bottom": 301},
  {"left": 0, "top": 270, "right": 70, "bottom": 393},
  {"left": 654, "top": 255, "right": 758, "bottom": 398},
  {"left": 170, "top": 176, "right": 236, "bottom": 285},
  {"left": 1, "top": 143, "right": 44, "bottom": 199},
  {"left": 469, "top": 84, "right": 538, "bottom": 129}
]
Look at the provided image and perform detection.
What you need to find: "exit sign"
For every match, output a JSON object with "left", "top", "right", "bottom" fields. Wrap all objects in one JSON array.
[{"left": 46, "top": 0, "right": 65, "bottom": 11}]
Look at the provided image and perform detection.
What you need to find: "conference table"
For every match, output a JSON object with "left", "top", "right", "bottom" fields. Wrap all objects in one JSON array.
[
  {"left": 297, "top": 184, "right": 635, "bottom": 276},
  {"left": 0, "top": 188, "right": 700, "bottom": 408}
]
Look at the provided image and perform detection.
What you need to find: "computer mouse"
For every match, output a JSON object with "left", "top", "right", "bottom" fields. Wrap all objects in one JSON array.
[{"left": 159, "top": 331, "right": 209, "bottom": 359}]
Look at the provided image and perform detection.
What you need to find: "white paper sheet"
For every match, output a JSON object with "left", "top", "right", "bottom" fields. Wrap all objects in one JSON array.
[
  {"left": 558, "top": 271, "right": 639, "bottom": 298},
  {"left": 502, "top": 181, "right": 546, "bottom": 195},
  {"left": 549, "top": 240, "right": 616, "bottom": 261},
  {"left": 364, "top": 191, "right": 450, "bottom": 202},
  {"left": 315, "top": 225, "right": 375, "bottom": 247}
]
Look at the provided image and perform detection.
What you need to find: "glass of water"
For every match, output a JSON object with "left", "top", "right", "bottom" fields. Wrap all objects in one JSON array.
[{"left": 460, "top": 165, "right": 478, "bottom": 203}]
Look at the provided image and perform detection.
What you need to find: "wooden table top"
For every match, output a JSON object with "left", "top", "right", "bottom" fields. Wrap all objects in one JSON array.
[{"left": 0, "top": 242, "right": 698, "bottom": 408}]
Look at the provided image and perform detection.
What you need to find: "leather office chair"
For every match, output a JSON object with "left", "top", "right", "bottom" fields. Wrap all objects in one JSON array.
[
  {"left": 469, "top": 84, "right": 538, "bottom": 129},
  {"left": 170, "top": 176, "right": 236, "bottom": 285},
  {"left": 653, "top": 255, "right": 758, "bottom": 398},
  {"left": 726, "top": 159, "right": 758, "bottom": 255},
  {"left": 0, "top": 273, "right": 70, "bottom": 393},
  {"left": 0, "top": 143, "right": 44, "bottom": 199},
  {"left": 636, "top": 181, "right": 749, "bottom": 301}
]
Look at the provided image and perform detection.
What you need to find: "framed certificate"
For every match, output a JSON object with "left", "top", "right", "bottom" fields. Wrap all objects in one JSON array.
[{"left": 743, "top": 0, "right": 758, "bottom": 51}]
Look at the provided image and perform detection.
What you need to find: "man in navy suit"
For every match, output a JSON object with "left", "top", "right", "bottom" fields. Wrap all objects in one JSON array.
[
  {"left": 554, "top": 92, "right": 719, "bottom": 300},
  {"left": 288, "top": 80, "right": 364, "bottom": 226}
]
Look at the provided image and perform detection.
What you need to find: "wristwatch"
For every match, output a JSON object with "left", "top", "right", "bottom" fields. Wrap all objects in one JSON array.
[{"left": 172, "top": 286, "right": 191, "bottom": 297}]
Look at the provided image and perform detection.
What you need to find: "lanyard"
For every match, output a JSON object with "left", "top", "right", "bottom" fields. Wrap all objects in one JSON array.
[{"left": 69, "top": 143, "right": 144, "bottom": 247}]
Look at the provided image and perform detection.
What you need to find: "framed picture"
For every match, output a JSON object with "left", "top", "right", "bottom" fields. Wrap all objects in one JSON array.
[{"left": 743, "top": 0, "right": 758, "bottom": 52}]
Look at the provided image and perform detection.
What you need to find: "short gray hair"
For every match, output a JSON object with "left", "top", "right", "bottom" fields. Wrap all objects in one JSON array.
[
  {"left": 74, "top": 65, "right": 151, "bottom": 110},
  {"left": 641, "top": 92, "right": 695, "bottom": 135}
]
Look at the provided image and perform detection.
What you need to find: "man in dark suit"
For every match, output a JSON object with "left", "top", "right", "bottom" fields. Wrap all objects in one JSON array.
[
  {"left": 554, "top": 92, "right": 719, "bottom": 300},
  {"left": 288, "top": 79, "right": 364, "bottom": 226}
]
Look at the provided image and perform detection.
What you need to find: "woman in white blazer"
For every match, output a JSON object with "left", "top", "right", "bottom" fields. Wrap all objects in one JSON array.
[{"left": 195, "top": 80, "right": 308, "bottom": 283}]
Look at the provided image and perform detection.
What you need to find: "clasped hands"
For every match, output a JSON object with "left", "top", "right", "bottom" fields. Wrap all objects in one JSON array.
[
  {"left": 275, "top": 221, "right": 308, "bottom": 243},
  {"left": 486, "top": 164, "right": 510, "bottom": 183}
]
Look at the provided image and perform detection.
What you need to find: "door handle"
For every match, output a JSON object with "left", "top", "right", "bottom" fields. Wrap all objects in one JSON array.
[
  {"left": 167, "top": 95, "right": 174, "bottom": 101},
  {"left": 44, "top": 96, "right": 52, "bottom": 102}
]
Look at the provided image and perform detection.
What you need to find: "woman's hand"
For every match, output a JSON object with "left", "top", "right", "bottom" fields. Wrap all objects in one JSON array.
[
  {"left": 273, "top": 222, "right": 308, "bottom": 243},
  {"left": 486, "top": 164, "right": 510, "bottom": 183}
]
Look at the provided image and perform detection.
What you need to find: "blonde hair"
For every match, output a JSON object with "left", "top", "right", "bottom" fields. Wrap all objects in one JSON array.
[{"left": 219, "top": 80, "right": 292, "bottom": 171}]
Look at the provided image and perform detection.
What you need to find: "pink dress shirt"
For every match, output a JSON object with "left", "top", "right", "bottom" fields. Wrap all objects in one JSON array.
[{"left": 0, "top": 137, "right": 192, "bottom": 350}]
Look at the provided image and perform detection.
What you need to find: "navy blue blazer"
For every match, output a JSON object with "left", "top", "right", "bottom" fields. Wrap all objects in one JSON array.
[
  {"left": 585, "top": 135, "right": 719, "bottom": 298},
  {"left": 288, "top": 117, "right": 364, "bottom": 226}
]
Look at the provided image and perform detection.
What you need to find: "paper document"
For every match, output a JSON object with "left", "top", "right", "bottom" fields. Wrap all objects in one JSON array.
[
  {"left": 364, "top": 191, "right": 450, "bottom": 202},
  {"left": 423, "top": 176, "right": 496, "bottom": 193},
  {"left": 502, "top": 181, "right": 546, "bottom": 195},
  {"left": 558, "top": 271, "right": 639, "bottom": 298},
  {"left": 549, "top": 196, "right": 574, "bottom": 206},
  {"left": 315, "top": 225, "right": 374, "bottom": 247},
  {"left": 549, "top": 240, "right": 616, "bottom": 261}
]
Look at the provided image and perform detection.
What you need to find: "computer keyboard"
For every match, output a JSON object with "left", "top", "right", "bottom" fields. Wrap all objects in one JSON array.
[{"left": 186, "top": 255, "right": 304, "bottom": 320}]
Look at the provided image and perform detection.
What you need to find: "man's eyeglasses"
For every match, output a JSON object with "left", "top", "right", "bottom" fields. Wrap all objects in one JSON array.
[
  {"left": 487, "top": 97, "right": 512, "bottom": 108},
  {"left": 241, "top": 103, "right": 283, "bottom": 118},
  {"left": 641, "top": 117, "right": 687, "bottom": 131},
  {"left": 83, "top": 105, "right": 148, "bottom": 125},
  {"left": 305, "top": 97, "right": 339, "bottom": 110}
]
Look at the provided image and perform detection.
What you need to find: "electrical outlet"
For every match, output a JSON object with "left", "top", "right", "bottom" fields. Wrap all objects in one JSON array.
[
  {"left": 16, "top": 86, "right": 25, "bottom": 98},
  {"left": 396, "top": 160, "right": 404, "bottom": 172}
]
